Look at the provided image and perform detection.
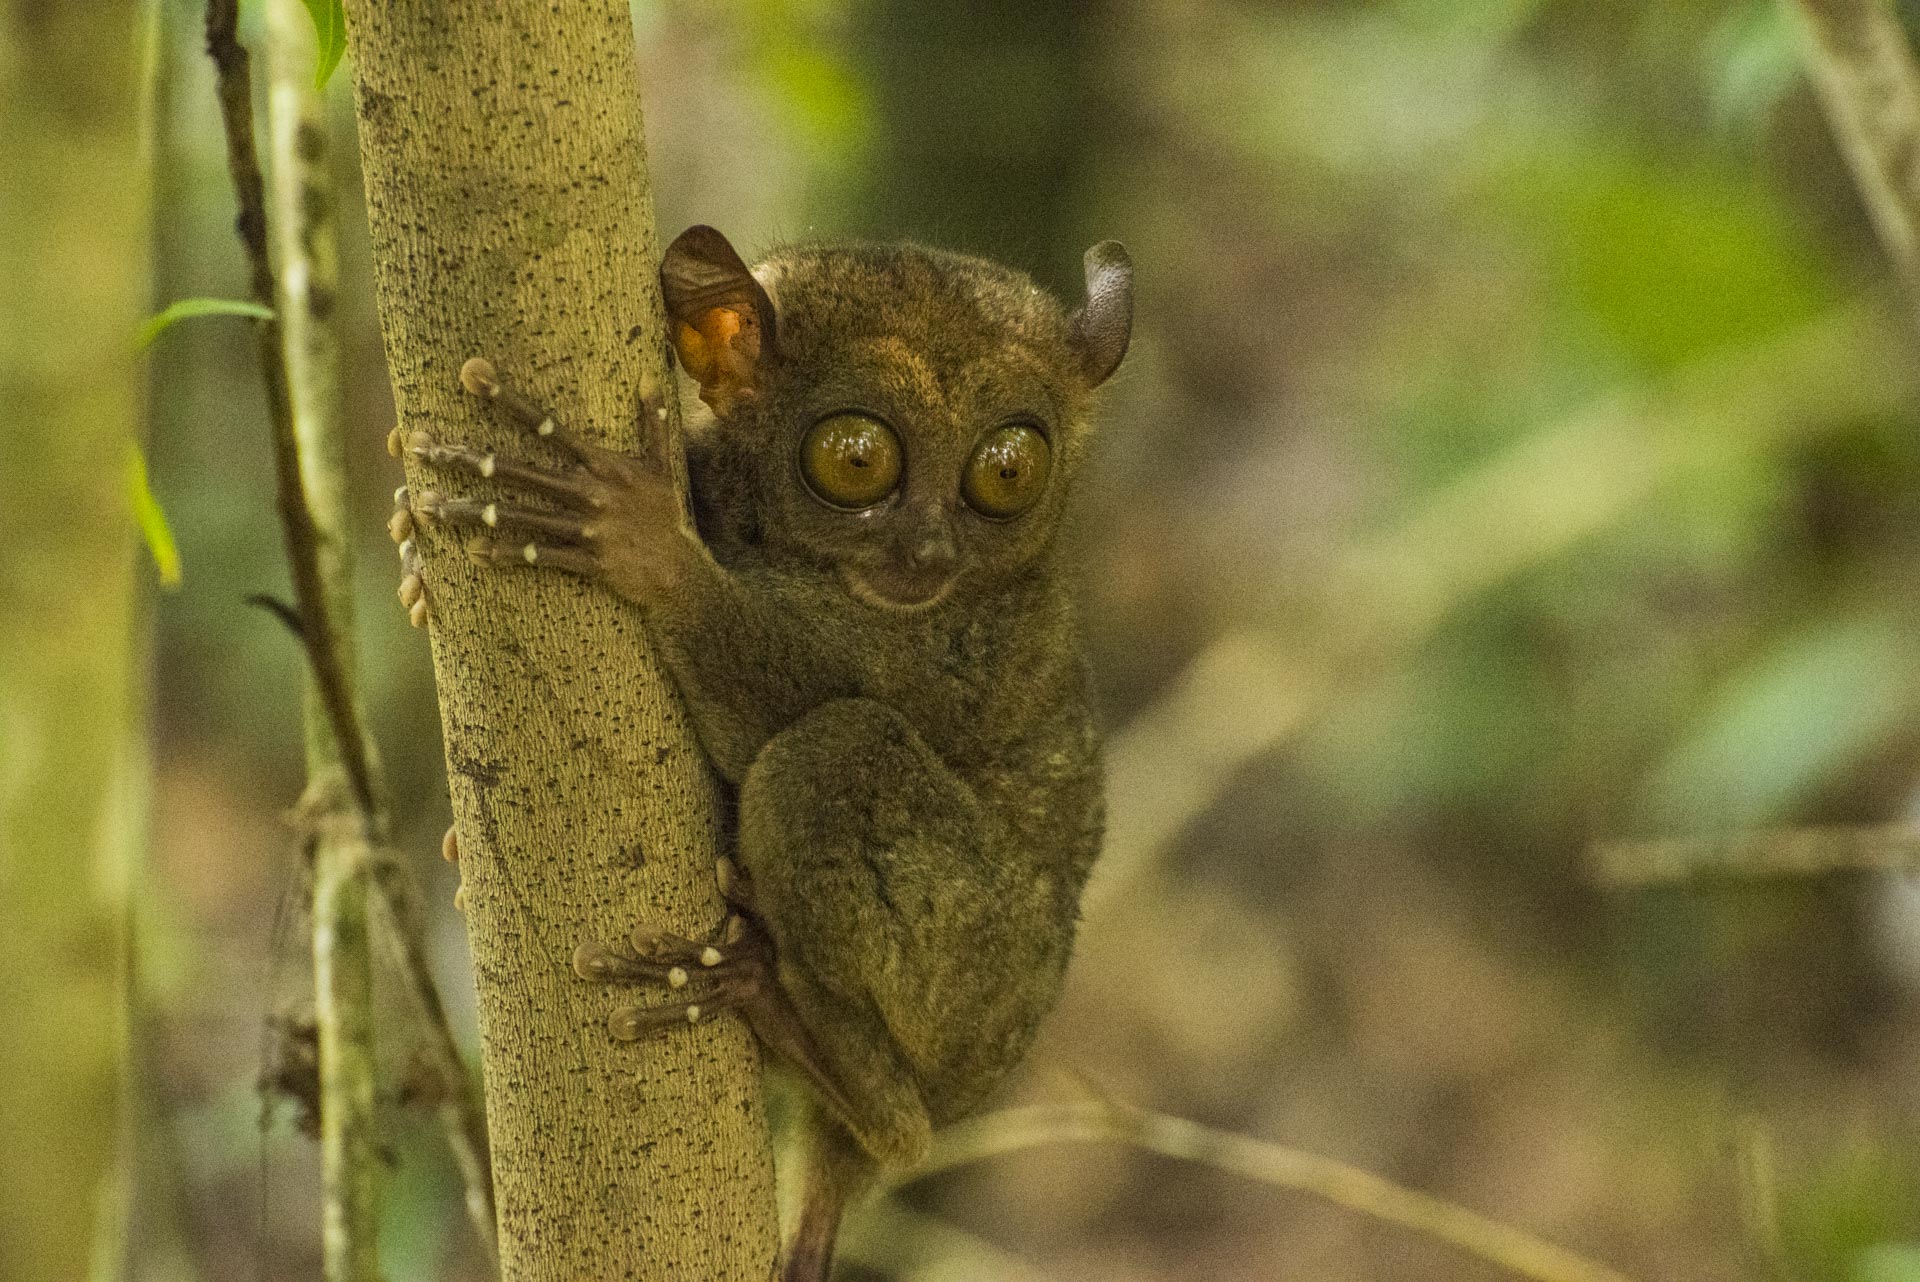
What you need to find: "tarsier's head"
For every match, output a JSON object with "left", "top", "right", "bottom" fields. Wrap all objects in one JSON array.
[{"left": 660, "top": 226, "right": 1132, "bottom": 612}]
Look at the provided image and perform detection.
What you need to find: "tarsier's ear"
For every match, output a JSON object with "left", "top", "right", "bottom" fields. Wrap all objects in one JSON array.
[
  {"left": 1071, "top": 240, "right": 1133, "bottom": 387},
  {"left": 660, "top": 225, "right": 778, "bottom": 415}
]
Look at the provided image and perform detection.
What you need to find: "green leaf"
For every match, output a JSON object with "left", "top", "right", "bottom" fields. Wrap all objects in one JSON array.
[
  {"left": 124, "top": 444, "right": 182, "bottom": 589},
  {"left": 135, "top": 297, "right": 273, "bottom": 349},
  {"left": 302, "top": 0, "right": 347, "bottom": 89}
]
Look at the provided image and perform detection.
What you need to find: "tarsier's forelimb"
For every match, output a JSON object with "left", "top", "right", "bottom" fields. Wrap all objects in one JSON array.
[
  {"left": 385, "top": 474, "right": 431, "bottom": 628},
  {"left": 393, "top": 359, "right": 697, "bottom": 607}
]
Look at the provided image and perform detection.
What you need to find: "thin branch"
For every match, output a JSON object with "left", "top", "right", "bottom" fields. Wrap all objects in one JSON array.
[
  {"left": 842, "top": 1200, "right": 1061, "bottom": 1282},
  {"left": 299, "top": 788, "right": 382, "bottom": 1282},
  {"left": 204, "top": 0, "right": 375, "bottom": 818},
  {"left": 1735, "top": 1119, "right": 1793, "bottom": 1282},
  {"left": 1786, "top": 0, "right": 1920, "bottom": 314},
  {"left": 1592, "top": 820, "right": 1920, "bottom": 886},
  {"left": 907, "top": 1102, "right": 1642, "bottom": 1282},
  {"left": 366, "top": 855, "right": 496, "bottom": 1250},
  {"left": 256, "top": 1, "right": 381, "bottom": 1274}
]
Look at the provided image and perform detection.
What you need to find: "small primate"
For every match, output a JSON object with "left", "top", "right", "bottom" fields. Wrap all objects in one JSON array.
[{"left": 389, "top": 225, "right": 1132, "bottom": 1280}]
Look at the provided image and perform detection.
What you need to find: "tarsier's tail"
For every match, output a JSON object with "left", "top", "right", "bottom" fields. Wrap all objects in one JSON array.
[{"left": 781, "top": 1112, "right": 878, "bottom": 1282}]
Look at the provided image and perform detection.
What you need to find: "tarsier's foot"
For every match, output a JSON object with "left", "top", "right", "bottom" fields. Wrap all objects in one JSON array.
[
  {"left": 384, "top": 472, "right": 432, "bottom": 628},
  {"left": 573, "top": 913, "right": 764, "bottom": 1035},
  {"left": 395, "top": 358, "right": 692, "bottom": 604},
  {"left": 573, "top": 909, "right": 862, "bottom": 1126}
]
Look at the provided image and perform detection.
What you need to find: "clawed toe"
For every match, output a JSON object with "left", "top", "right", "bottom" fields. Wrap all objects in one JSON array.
[
  {"left": 583, "top": 926, "right": 767, "bottom": 1042},
  {"left": 390, "top": 485, "right": 432, "bottom": 627},
  {"left": 609, "top": 996, "right": 725, "bottom": 1039},
  {"left": 459, "top": 357, "right": 591, "bottom": 460},
  {"left": 572, "top": 939, "right": 644, "bottom": 983},
  {"left": 415, "top": 490, "right": 594, "bottom": 545},
  {"left": 398, "top": 574, "right": 429, "bottom": 628},
  {"left": 574, "top": 914, "right": 774, "bottom": 1049},
  {"left": 604, "top": 968, "right": 765, "bottom": 1040}
]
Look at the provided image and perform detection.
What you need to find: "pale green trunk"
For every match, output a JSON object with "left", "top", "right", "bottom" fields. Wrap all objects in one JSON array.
[
  {"left": 338, "top": 3, "right": 780, "bottom": 1277},
  {"left": 0, "top": 1, "right": 147, "bottom": 1278}
]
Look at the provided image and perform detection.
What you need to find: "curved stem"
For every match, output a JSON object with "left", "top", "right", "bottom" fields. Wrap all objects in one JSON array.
[{"left": 914, "top": 1102, "right": 1642, "bottom": 1282}]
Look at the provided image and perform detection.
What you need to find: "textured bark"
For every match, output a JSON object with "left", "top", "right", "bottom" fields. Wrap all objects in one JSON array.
[
  {"left": 337, "top": 4, "right": 779, "bottom": 1278},
  {"left": 0, "top": 1, "right": 145, "bottom": 1278}
]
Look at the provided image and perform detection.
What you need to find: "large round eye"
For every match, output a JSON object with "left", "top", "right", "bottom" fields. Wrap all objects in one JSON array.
[
  {"left": 962, "top": 424, "right": 1051, "bottom": 519},
  {"left": 799, "top": 413, "right": 903, "bottom": 510}
]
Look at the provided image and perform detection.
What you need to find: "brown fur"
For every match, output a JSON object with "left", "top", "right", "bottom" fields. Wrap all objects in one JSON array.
[{"left": 649, "top": 232, "right": 1130, "bottom": 1278}]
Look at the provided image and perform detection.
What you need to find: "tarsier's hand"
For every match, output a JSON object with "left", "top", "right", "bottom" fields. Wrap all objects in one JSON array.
[
  {"left": 391, "top": 358, "right": 696, "bottom": 610},
  {"left": 387, "top": 481, "right": 432, "bottom": 627}
]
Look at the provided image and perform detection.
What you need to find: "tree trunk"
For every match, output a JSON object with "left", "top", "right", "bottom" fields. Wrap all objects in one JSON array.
[
  {"left": 0, "top": 2, "right": 146, "bottom": 1278},
  {"left": 337, "top": 4, "right": 779, "bottom": 1278}
]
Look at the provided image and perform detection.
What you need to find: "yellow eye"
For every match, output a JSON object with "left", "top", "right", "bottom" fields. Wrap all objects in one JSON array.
[
  {"left": 962, "top": 424, "right": 1050, "bottom": 519},
  {"left": 800, "top": 414, "right": 903, "bottom": 509}
]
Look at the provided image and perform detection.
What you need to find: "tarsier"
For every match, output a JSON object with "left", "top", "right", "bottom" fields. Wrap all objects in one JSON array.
[{"left": 387, "top": 225, "right": 1132, "bottom": 1281}]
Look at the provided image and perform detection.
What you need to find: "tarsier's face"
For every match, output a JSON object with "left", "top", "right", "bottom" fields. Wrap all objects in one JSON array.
[
  {"left": 764, "top": 295, "right": 1085, "bottom": 612},
  {"left": 661, "top": 231, "right": 1132, "bottom": 612}
]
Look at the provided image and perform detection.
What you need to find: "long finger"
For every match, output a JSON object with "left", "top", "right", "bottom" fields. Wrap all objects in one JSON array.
[
  {"left": 400, "top": 429, "right": 596, "bottom": 507},
  {"left": 459, "top": 357, "right": 596, "bottom": 465},
  {"left": 463, "top": 534, "right": 599, "bottom": 579},
  {"left": 415, "top": 491, "right": 592, "bottom": 544}
]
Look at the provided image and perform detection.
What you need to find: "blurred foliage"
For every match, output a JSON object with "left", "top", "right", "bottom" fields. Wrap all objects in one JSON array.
[
  {"left": 61, "top": 0, "right": 1920, "bottom": 1278},
  {"left": 1778, "top": 1140, "right": 1920, "bottom": 1282}
]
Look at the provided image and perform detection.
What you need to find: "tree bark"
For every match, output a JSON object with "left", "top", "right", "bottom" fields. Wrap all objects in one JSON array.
[
  {"left": 0, "top": 2, "right": 146, "bottom": 1279},
  {"left": 337, "top": 4, "right": 779, "bottom": 1278}
]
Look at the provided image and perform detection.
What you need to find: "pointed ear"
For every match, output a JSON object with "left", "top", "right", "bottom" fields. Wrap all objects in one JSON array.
[
  {"left": 1071, "top": 240, "right": 1133, "bottom": 387},
  {"left": 660, "top": 225, "right": 778, "bottom": 415}
]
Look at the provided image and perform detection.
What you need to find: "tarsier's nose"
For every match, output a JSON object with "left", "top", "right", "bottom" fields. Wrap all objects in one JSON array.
[{"left": 909, "top": 522, "right": 958, "bottom": 571}]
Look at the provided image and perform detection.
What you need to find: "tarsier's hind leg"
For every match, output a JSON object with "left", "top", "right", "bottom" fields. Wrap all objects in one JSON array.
[
  {"left": 569, "top": 877, "right": 884, "bottom": 1282},
  {"left": 735, "top": 697, "right": 1007, "bottom": 1168},
  {"left": 575, "top": 695, "right": 975, "bottom": 1174},
  {"left": 571, "top": 903, "right": 866, "bottom": 1131},
  {"left": 780, "top": 1106, "right": 877, "bottom": 1282}
]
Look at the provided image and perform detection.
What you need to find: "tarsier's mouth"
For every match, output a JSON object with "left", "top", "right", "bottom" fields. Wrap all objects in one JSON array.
[{"left": 841, "top": 563, "right": 955, "bottom": 611}]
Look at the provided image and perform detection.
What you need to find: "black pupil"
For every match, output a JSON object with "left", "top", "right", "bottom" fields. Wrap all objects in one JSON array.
[
  {"left": 850, "top": 455, "right": 868, "bottom": 469},
  {"left": 1000, "top": 466, "right": 1017, "bottom": 480}
]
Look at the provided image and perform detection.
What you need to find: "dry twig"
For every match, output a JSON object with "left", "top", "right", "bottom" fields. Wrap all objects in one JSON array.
[
  {"left": 1786, "top": 0, "right": 1920, "bottom": 313},
  {"left": 1593, "top": 821, "right": 1920, "bottom": 886},
  {"left": 910, "top": 1101, "right": 1642, "bottom": 1282}
]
